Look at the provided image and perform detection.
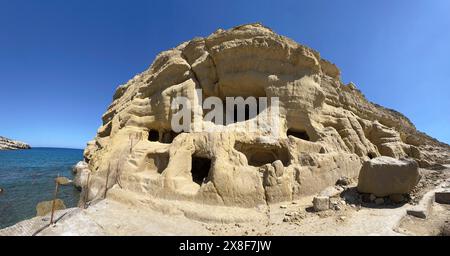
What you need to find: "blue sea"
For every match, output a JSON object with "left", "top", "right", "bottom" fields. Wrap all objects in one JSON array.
[{"left": 0, "top": 148, "right": 82, "bottom": 229}]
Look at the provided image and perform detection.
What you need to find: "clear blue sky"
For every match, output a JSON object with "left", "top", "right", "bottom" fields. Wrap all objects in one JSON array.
[{"left": 0, "top": 0, "right": 449, "bottom": 149}]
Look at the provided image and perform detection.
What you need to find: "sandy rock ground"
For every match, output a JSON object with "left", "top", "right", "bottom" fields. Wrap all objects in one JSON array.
[
  {"left": 1, "top": 166, "right": 449, "bottom": 236},
  {"left": 397, "top": 204, "right": 450, "bottom": 236}
]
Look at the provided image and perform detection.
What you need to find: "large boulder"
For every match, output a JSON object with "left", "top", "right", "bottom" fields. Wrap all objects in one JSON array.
[
  {"left": 55, "top": 176, "right": 72, "bottom": 185},
  {"left": 357, "top": 156, "right": 420, "bottom": 197},
  {"left": 36, "top": 199, "right": 66, "bottom": 216}
]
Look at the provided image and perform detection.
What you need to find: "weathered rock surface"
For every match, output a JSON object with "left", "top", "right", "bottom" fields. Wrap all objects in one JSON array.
[
  {"left": 73, "top": 161, "right": 89, "bottom": 174},
  {"left": 79, "top": 23, "right": 450, "bottom": 209},
  {"left": 0, "top": 136, "right": 30, "bottom": 150},
  {"left": 313, "top": 196, "right": 330, "bottom": 211},
  {"left": 73, "top": 161, "right": 91, "bottom": 190},
  {"left": 435, "top": 191, "right": 450, "bottom": 205},
  {"left": 357, "top": 157, "right": 420, "bottom": 197}
]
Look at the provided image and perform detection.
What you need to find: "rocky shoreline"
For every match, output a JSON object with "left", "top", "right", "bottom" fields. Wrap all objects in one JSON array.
[
  {"left": 1, "top": 165, "right": 448, "bottom": 236},
  {"left": 0, "top": 136, "right": 30, "bottom": 150}
]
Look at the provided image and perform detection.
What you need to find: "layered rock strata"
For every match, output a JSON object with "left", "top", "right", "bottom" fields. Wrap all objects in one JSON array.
[
  {"left": 0, "top": 136, "right": 30, "bottom": 150},
  {"left": 80, "top": 23, "right": 450, "bottom": 208}
]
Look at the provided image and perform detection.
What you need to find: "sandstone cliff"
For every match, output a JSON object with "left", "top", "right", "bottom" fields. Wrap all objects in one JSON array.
[
  {"left": 0, "top": 136, "right": 30, "bottom": 150},
  {"left": 80, "top": 23, "right": 450, "bottom": 208}
]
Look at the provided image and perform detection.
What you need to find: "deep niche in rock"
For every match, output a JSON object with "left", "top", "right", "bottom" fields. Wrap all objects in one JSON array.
[
  {"left": 145, "top": 152, "right": 169, "bottom": 174},
  {"left": 287, "top": 128, "right": 310, "bottom": 141},
  {"left": 148, "top": 129, "right": 159, "bottom": 142},
  {"left": 148, "top": 129, "right": 181, "bottom": 144},
  {"left": 191, "top": 156, "right": 212, "bottom": 185},
  {"left": 161, "top": 130, "right": 180, "bottom": 144},
  {"left": 234, "top": 141, "right": 290, "bottom": 167}
]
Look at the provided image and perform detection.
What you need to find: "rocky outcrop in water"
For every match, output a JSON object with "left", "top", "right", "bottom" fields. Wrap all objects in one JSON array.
[
  {"left": 80, "top": 23, "right": 450, "bottom": 208},
  {"left": 0, "top": 136, "right": 30, "bottom": 150}
]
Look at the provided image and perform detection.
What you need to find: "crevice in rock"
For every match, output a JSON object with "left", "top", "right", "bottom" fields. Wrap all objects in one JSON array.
[
  {"left": 211, "top": 181, "right": 225, "bottom": 204},
  {"left": 203, "top": 42, "right": 220, "bottom": 85},
  {"left": 261, "top": 177, "right": 272, "bottom": 232},
  {"left": 180, "top": 51, "right": 202, "bottom": 88},
  {"left": 367, "top": 152, "right": 376, "bottom": 159}
]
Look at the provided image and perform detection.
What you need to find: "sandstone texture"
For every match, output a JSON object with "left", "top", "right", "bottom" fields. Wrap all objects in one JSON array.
[
  {"left": 357, "top": 157, "right": 421, "bottom": 197},
  {"left": 0, "top": 136, "right": 30, "bottom": 150},
  {"left": 313, "top": 196, "right": 330, "bottom": 211},
  {"left": 78, "top": 23, "right": 450, "bottom": 209},
  {"left": 73, "top": 161, "right": 91, "bottom": 190}
]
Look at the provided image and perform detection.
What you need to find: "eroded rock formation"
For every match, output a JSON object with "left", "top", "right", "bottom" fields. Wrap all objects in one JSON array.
[
  {"left": 357, "top": 157, "right": 420, "bottom": 197},
  {"left": 0, "top": 136, "right": 30, "bottom": 150},
  {"left": 80, "top": 23, "right": 450, "bottom": 208}
]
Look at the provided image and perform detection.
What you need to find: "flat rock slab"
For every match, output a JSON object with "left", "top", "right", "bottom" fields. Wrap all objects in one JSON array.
[
  {"left": 406, "top": 209, "right": 427, "bottom": 219},
  {"left": 406, "top": 185, "right": 438, "bottom": 219},
  {"left": 435, "top": 191, "right": 450, "bottom": 204},
  {"left": 0, "top": 208, "right": 79, "bottom": 236}
]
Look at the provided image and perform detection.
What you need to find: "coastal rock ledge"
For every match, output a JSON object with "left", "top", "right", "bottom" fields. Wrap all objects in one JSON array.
[{"left": 0, "top": 136, "right": 30, "bottom": 150}]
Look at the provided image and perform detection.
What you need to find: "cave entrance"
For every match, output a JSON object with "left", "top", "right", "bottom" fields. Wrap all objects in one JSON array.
[
  {"left": 148, "top": 129, "right": 181, "bottom": 144},
  {"left": 145, "top": 152, "right": 169, "bottom": 174},
  {"left": 148, "top": 129, "right": 159, "bottom": 142},
  {"left": 287, "top": 129, "right": 310, "bottom": 141},
  {"left": 367, "top": 152, "right": 376, "bottom": 159},
  {"left": 191, "top": 156, "right": 211, "bottom": 185},
  {"left": 248, "top": 150, "right": 278, "bottom": 166},
  {"left": 161, "top": 131, "right": 180, "bottom": 144},
  {"left": 234, "top": 141, "right": 290, "bottom": 167}
]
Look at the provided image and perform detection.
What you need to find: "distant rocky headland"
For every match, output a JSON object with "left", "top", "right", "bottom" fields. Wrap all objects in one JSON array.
[{"left": 0, "top": 136, "right": 30, "bottom": 150}]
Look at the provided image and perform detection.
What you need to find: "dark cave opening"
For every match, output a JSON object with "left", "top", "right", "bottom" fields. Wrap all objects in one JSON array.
[
  {"left": 145, "top": 152, "right": 169, "bottom": 174},
  {"left": 247, "top": 151, "right": 278, "bottom": 166},
  {"left": 367, "top": 152, "right": 376, "bottom": 159},
  {"left": 287, "top": 129, "right": 310, "bottom": 141},
  {"left": 191, "top": 156, "right": 212, "bottom": 185},
  {"left": 161, "top": 131, "right": 180, "bottom": 144},
  {"left": 148, "top": 129, "right": 159, "bottom": 142},
  {"left": 234, "top": 142, "right": 290, "bottom": 167}
]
